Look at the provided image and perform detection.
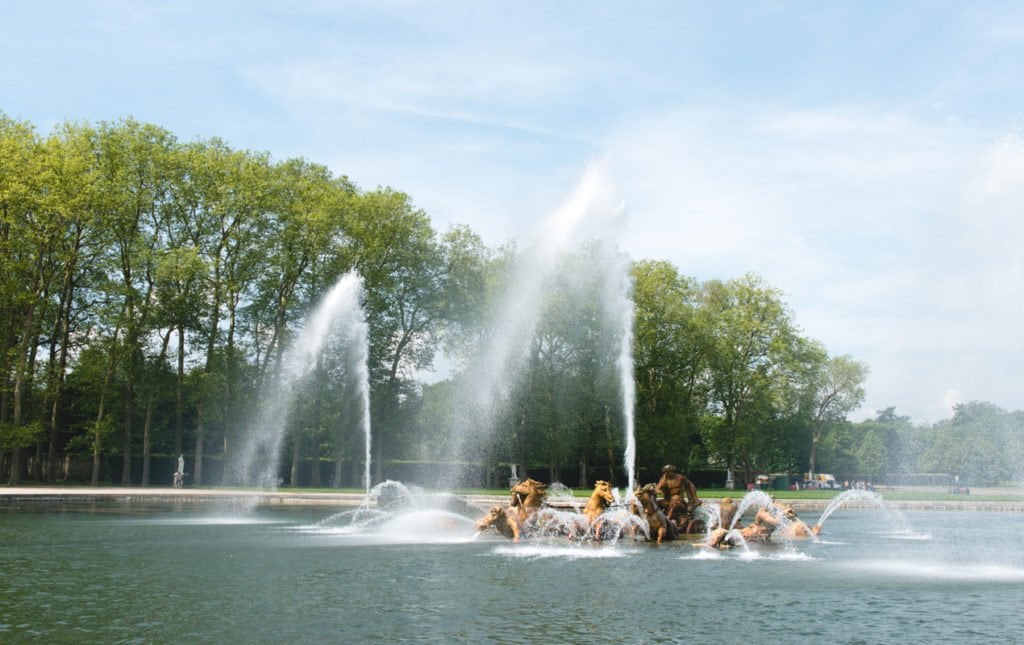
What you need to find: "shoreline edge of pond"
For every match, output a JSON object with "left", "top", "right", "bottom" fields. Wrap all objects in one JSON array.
[{"left": 3, "top": 485, "right": 1024, "bottom": 512}]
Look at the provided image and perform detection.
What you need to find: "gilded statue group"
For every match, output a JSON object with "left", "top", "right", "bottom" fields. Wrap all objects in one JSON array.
[{"left": 474, "top": 464, "right": 821, "bottom": 547}]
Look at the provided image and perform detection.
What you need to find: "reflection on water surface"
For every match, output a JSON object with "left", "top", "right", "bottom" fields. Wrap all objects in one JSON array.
[{"left": 1, "top": 502, "right": 1022, "bottom": 643}]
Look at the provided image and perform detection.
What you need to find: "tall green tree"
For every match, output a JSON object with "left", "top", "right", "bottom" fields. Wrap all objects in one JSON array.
[
  {"left": 806, "top": 354, "right": 869, "bottom": 477},
  {"left": 37, "top": 121, "right": 105, "bottom": 481},
  {"left": 920, "top": 401, "right": 1019, "bottom": 486},
  {"left": 703, "top": 273, "right": 796, "bottom": 484},
  {"left": 93, "top": 119, "right": 177, "bottom": 485},
  {"left": 342, "top": 188, "right": 447, "bottom": 481},
  {"left": 631, "top": 260, "right": 710, "bottom": 473},
  {"left": 171, "top": 140, "right": 274, "bottom": 484},
  {"left": 261, "top": 158, "right": 351, "bottom": 487},
  {"left": 0, "top": 114, "right": 52, "bottom": 484}
]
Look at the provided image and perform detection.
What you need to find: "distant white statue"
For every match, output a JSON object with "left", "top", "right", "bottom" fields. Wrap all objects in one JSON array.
[{"left": 173, "top": 454, "right": 186, "bottom": 488}]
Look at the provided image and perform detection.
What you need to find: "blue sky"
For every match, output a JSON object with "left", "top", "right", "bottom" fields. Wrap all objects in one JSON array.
[{"left": 5, "top": 1, "right": 1024, "bottom": 422}]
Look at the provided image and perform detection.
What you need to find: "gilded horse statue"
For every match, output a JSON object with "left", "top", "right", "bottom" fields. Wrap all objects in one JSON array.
[
  {"left": 633, "top": 483, "right": 677, "bottom": 543},
  {"left": 509, "top": 478, "right": 548, "bottom": 523},
  {"left": 475, "top": 506, "right": 522, "bottom": 541},
  {"left": 581, "top": 480, "right": 615, "bottom": 539}
]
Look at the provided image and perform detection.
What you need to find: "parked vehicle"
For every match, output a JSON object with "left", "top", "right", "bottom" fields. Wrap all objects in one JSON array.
[
  {"left": 804, "top": 473, "right": 841, "bottom": 490},
  {"left": 948, "top": 476, "right": 970, "bottom": 495}
]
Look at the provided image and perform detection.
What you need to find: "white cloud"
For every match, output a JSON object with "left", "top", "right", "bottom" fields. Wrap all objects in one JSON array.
[
  {"left": 942, "top": 389, "right": 962, "bottom": 414},
  {"left": 603, "top": 105, "right": 1021, "bottom": 421}
]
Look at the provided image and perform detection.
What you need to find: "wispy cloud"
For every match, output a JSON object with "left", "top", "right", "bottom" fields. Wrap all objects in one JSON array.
[
  {"left": 8, "top": 0, "right": 1024, "bottom": 421},
  {"left": 604, "top": 104, "right": 1019, "bottom": 420}
]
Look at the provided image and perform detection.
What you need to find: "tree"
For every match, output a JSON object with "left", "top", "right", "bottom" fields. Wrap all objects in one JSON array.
[
  {"left": 37, "top": 121, "right": 105, "bottom": 481},
  {"left": 171, "top": 140, "right": 276, "bottom": 484},
  {"left": 806, "top": 354, "right": 868, "bottom": 477},
  {"left": 89, "top": 120, "right": 181, "bottom": 485},
  {"left": 920, "top": 401, "right": 1019, "bottom": 486},
  {"left": 342, "top": 188, "right": 447, "bottom": 482},
  {"left": 631, "top": 260, "right": 710, "bottom": 473},
  {"left": 261, "top": 160, "right": 352, "bottom": 486},
  {"left": 0, "top": 114, "right": 51, "bottom": 484},
  {"left": 703, "top": 273, "right": 796, "bottom": 484}
]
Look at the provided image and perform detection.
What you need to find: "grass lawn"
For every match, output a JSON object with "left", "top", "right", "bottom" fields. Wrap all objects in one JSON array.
[{"left": 13, "top": 482, "right": 1022, "bottom": 503}]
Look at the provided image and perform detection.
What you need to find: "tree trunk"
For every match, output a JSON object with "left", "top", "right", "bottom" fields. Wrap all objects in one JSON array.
[
  {"left": 809, "top": 425, "right": 820, "bottom": 478},
  {"left": 310, "top": 375, "right": 322, "bottom": 488},
  {"left": 91, "top": 324, "right": 122, "bottom": 486},
  {"left": 48, "top": 228, "right": 82, "bottom": 481},
  {"left": 141, "top": 329, "right": 173, "bottom": 487},
  {"left": 121, "top": 379, "right": 135, "bottom": 485},
  {"left": 8, "top": 287, "right": 40, "bottom": 486},
  {"left": 175, "top": 325, "right": 184, "bottom": 456},
  {"left": 223, "top": 291, "right": 239, "bottom": 475},
  {"left": 333, "top": 457, "right": 343, "bottom": 489},
  {"left": 7, "top": 448, "right": 22, "bottom": 486},
  {"left": 141, "top": 396, "right": 154, "bottom": 487},
  {"left": 194, "top": 421, "right": 204, "bottom": 486},
  {"left": 194, "top": 371, "right": 208, "bottom": 487},
  {"left": 32, "top": 440, "right": 43, "bottom": 481},
  {"left": 289, "top": 424, "right": 301, "bottom": 488}
]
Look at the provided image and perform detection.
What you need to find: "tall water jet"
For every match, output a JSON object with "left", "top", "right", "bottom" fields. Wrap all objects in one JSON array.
[
  {"left": 610, "top": 246, "right": 637, "bottom": 490},
  {"left": 231, "top": 271, "right": 371, "bottom": 490},
  {"left": 447, "top": 157, "right": 636, "bottom": 489}
]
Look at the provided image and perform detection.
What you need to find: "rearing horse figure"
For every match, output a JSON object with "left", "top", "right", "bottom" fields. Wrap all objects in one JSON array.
[
  {"left": 583, "top": 480, "right": 615, "bottom": 539},
  {"left": 510, "top": 478, "right": 548, "bottom": 523},
  {"left": 474, "top": 506, "right": 522, "bottom": 542},
  {"left": 633, "top": 483, "right": 677, "bottom": 544}
]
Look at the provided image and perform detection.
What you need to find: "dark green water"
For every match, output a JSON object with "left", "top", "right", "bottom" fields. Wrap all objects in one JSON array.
[{"left": 2, "top": 501, "right": 1022, "bottom": 643}]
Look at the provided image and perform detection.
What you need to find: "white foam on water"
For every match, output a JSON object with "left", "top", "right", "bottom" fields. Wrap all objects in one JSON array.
[
  {"left": 492, "top": 544, "right": 636, "bottom": 560},
  {"left": 292, "top": 509, "right": 480, "bottom": 545},
  {"left": 114, "top": 516, "right": 284, "bottom": 526},
  {"left": 771, "top": 549, "right": 816, "bottom": 562},
  {"left": 843, "top": 559, "right": 1024, "bottom": 583},
  {"left": 879, "top": 530, "right": 933, "bottom": 541},
  {"left": 684, "top": 546, "right": 815, "bottom": 562},
  {"left": 684, "top": 548, "right": 724, "bottom": 560}
]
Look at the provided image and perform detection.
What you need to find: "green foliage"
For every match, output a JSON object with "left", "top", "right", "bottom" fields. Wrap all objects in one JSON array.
[
  {"left": 2, "top": 113, "right": 1017, "bottom": 490},
  {"left": 917, "top": 402, "right": 1022, "bottom": 486},
  {"left": 0, "top": 421, "right": 44, "bottom": 450}
]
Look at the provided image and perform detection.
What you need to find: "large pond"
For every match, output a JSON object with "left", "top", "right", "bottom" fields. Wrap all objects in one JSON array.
[{"left": 2, "top": 498, "right": 1023, "bottom": 643}]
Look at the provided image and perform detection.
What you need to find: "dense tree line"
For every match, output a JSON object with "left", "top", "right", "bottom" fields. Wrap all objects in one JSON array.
[
  {"left": 0, "top": 114, "right": 487, "bottom": 487},
  {"left": 1, "top": 114, "right": 1019, "bottom": 488}
]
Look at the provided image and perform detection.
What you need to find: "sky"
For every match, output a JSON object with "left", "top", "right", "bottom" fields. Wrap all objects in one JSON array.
[{"left": 4, "top": 0, "right": 1024, "bottom": 423}]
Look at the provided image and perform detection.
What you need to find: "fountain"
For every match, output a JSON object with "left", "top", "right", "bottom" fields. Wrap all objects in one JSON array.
[
  {"left": 814, "top": 488, "right": 920, "bottom": 537},
  {"left": 313, "top": 479, "right": 484, "bottom": 543},
  {"left": 727, "top": 489, "right": 776, "bottom": 531},
  {"left": 692, "top": 488, "right": 827, "bottom": 549},
  {"left": 217, "top": 168, "right": 901, "bottom": 553},
  {"left": 447, "top": 157, "right": 636, "bottom": 490},
  {"left": 816, "top": 488, "right": 888, "bottom": 527},
  {"left": 230, "top": 271, "right": 371, "bottom": 490}
]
